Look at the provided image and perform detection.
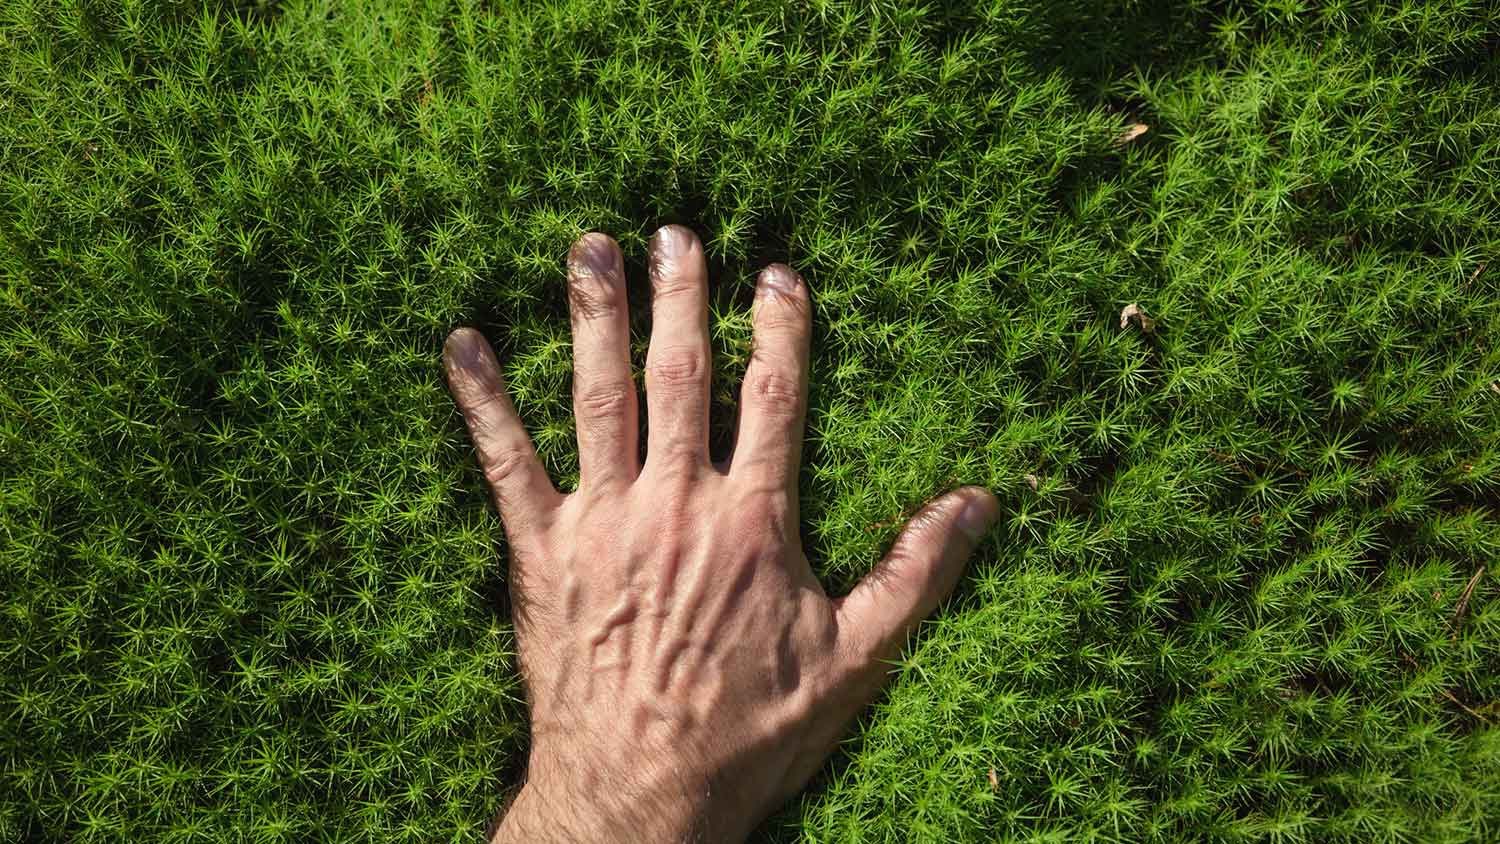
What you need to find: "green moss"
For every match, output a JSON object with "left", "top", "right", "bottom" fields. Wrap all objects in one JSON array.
[{"left": 2, "top": 0, "right": 1497, "bottom": 841}]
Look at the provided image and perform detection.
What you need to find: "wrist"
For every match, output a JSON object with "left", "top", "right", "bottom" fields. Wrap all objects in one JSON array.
[{"left": 491, "top": 747, "right": 721, "bottom": 844}]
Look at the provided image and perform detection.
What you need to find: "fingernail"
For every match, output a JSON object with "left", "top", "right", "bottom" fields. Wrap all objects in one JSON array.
[
  {"left": 570, "top": 233, "right": 618, "bottom": 276},
  {"left": 445, "top": 331, "right": 485, "bottom": 371},
  {"left": 652, "top": 224, "right": 691, "bottom": 257},
  {"left": 758, "top": 264, "right": 802, "bottom": 299},
  {"left": 956, "top": 492, "right": 999, "bottom": 542}
]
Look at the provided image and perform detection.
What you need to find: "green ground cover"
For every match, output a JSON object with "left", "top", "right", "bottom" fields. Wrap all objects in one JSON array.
[{"left": 3, "top": 0, "right": 1499, "bottom": 841}]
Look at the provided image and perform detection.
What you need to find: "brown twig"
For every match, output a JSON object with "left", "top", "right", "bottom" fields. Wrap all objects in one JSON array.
[
  {"left": 1443, "top": 689, "right": 1491, "bottom": 724},
  {"left": 1449, "top": 566, "right": 1485, "bottom": 641},
  {"left": 1399, "top": 647, "right": 1493, "bottom": 724}
]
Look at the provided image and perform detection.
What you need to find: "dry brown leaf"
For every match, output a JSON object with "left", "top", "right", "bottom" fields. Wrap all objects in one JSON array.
[
  {"left": 1119, "top": 303, "right": 1156, "bottom": 334},
  {"left": 1491, "top": 381, "right": 1500, "bottom": 395},
  {"left": 988, "top": 768, "right": 999, "bottom": 791},
  {"left": 1114, "top": 123, "right": 1149, "bottom": 147},
  {"left": 1024, "top": 473, "right": 1040, "bottom": 491}
]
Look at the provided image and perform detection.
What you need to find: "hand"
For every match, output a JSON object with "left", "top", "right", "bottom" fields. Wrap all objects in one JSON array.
[{"left": 444, "top": 226, "right": 1000, "bottom": 843}]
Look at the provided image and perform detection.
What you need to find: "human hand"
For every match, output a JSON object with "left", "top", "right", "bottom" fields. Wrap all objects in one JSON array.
[{"left": 444, "top": 226, "right": 1000, "bottom": 843}]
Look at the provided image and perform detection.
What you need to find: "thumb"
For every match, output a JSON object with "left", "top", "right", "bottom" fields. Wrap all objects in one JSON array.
[{"left": 833, "top": 486, "right": 1000, "bottom": 668}]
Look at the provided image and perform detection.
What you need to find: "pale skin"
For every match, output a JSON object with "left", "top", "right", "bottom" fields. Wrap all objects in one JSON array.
[{"left": 443, "top": 226, "right": 1000, "bottom": 843}]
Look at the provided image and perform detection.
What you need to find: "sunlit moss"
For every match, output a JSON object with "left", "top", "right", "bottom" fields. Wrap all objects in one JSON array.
[{"left": 2, "top": 0, "right": 1497, "bottom": 842}]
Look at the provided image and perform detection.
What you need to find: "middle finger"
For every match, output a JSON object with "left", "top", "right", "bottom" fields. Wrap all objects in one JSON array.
[{"left": 643, "top": 224, "right": 711, "bottom": 471}]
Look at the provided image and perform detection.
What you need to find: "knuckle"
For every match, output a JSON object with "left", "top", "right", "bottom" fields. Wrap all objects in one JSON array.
[
  {"left": 650, "top": 465, "right": 697, "bottom": 500},
  {"left": 744, "top": 363, "right": 802, "bottom": 416},
  {"left": 482, "top": 446, "right": 529, "bottom": 489},
  {"left": 575, "top": 377, "right": 634, "bottom": 417},
  {"left": 729, "top": 488, "right": 770, "bottom": 522},
  {"left": 735, "top": 454, "right": 792, "bottom": 491},
  {"left": 724, "top": 485, "right": 788, "bottom": 540},
  {"left": 647, "top": 346, "right": 705, "bottom": 388}
]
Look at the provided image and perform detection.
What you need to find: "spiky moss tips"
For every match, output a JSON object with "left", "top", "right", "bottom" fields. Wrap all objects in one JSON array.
[{"left": 2, "top": 1, "right": 1498, "bottom": 842}]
